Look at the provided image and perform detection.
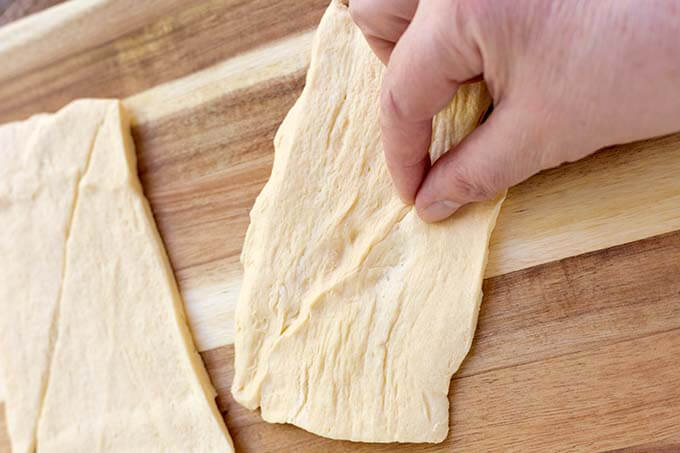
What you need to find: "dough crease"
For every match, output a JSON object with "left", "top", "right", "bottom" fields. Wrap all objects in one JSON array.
[{"left": 32, "top": 118, "right": 101, "bottom": 450}]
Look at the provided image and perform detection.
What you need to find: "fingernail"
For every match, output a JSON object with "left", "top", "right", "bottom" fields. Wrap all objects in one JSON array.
[{"left": 420, "top": 200, "right": 460, "bottom": 223}]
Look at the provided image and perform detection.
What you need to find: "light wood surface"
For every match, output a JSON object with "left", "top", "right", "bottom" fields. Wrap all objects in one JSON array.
[{"left": 1, "top": 1, "right": 679, "bottom": 451}]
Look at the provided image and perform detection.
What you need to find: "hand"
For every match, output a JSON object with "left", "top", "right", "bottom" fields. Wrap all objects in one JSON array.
[{"left": 350, "top": 0, "right": 680, "bottom": 222}]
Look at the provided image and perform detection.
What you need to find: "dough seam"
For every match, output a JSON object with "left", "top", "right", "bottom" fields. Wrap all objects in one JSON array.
[{"left": 32, "top": 117, "right": 104, "bottom": 452}]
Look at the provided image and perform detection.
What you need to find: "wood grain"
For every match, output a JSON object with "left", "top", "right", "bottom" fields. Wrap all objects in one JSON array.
[
  {"left": 124, "top": 30, "right": 315, "bottom": 125},
  {"left": 463, "top": 229, "right": 680, "bottom": 378},
  {"left": 201, "top": 230, "right": 680, "bottom": 452},
  {"left": 0, "top": 0, "right": 184, "bottom": 83},
  {"left": 0, "top": 0, "right": 63, "bottom": 26},
  {"left": 607, "top": 443, "right": 680, "bottom": 453},
  {"left": 607, "top": 442, "right": 680, "bottom": 453},
  {"left": 204, "top": 332, "right": 680, "bottom": 452},
  {"left": 0, "top": 0, "right": 327, "bottom": 124}
]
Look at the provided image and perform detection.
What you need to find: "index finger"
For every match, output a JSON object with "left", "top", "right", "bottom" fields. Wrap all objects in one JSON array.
[{"left": 380, "top": 2, "right": 475, "bottom": 203}]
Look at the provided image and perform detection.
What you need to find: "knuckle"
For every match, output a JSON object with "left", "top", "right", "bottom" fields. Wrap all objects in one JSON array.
[{"left": 444, "top": 163, "right": 497, "bottom": 201}]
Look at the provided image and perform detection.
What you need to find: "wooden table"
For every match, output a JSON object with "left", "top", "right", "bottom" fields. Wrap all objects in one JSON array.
[{"left": 1, "top": 1, "right": 679, "bottom": 451}]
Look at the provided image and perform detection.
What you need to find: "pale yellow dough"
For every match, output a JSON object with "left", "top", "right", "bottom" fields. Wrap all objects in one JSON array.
[
  {"left": 0, "top": 100, "right": 233, "bottom": 452},
  {"left": 232, "top": 0, "right": 504, "bottom": 444}
]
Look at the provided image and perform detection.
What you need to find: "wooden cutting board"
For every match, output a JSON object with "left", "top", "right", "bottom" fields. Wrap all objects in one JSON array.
[{"left": 1, "top": 1, "right": 680, "bottom": 451}]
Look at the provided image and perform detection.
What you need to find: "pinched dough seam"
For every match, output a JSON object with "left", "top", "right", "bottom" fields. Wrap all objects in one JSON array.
[{"left": 32, "top": 119, "right": 104, "bottom": 451}]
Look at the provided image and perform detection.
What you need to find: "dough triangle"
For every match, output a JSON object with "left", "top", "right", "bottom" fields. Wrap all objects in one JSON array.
[{"left": 0, "top": 100, "right": 234, "bottom": 452}]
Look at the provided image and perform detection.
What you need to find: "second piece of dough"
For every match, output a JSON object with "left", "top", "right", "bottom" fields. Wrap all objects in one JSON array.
[{"left": 0, "top": 100, "right": 234, "bottom": 452}]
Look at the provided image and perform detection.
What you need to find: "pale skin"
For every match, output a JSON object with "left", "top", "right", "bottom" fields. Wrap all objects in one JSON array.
[{"left": 349, "top": 0, "right": 680, "bottom": 222}]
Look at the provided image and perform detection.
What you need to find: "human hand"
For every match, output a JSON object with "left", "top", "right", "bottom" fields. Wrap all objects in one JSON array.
[{"left": 350, "top": 0, "right": 680, "bottom": 222}]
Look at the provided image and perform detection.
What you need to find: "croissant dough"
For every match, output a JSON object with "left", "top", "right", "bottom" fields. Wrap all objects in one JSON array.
[
  {"left": 232, "top": 0, "right": 504, "bottom": 444},
  {"left": 0, "top": 100, "right": 233, "bottom": 452}
]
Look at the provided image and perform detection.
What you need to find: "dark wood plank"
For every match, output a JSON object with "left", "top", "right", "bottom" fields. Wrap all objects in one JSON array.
[
  {"left": 606, "top": 443, "right": 680, "bottom": 453},
  {"left": 0, "top": 0, "right": 327, "bottom": 124},
  {"left": 203, "top": 331, "right": 680, "bottom": 452},
  {"left": 201, "top": 230, "right": 680, "bottom": 451},
  {"left": 0, "top": 0, "right": 64, "bottom": 26},
  {"left": 461, "top": 228, "right": 680, "bottom": 378}
]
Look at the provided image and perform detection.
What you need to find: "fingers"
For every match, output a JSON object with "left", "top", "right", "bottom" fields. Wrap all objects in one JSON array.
[
  {"left": 415, "top": 104, "right": 543, "bottom": 222},
  {"left": 349, "top": 0, "right": 418, "bottom": 64},
  {"left": 380, "top": 1, "right": 483, "bottom": 203}
]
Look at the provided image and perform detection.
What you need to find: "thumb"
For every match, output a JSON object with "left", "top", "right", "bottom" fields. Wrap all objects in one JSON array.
[{"left": 415, "top": 104, "right": 543, "bottom": 222}]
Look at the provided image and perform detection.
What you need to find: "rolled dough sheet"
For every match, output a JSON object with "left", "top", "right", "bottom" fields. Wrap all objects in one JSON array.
[
  {"left": 232, "top": 0, "right": 504, "bottom": 445},
  {"left": 0, "top": 100, "right": 233, "bottom": 452}
]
